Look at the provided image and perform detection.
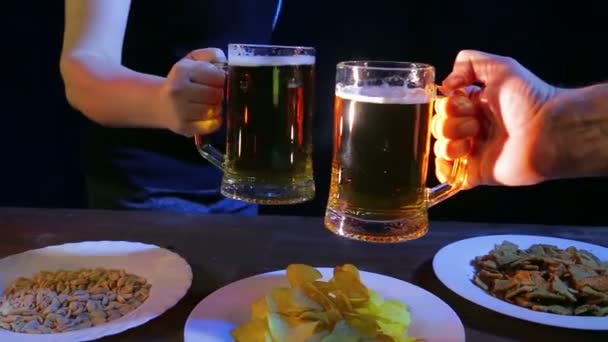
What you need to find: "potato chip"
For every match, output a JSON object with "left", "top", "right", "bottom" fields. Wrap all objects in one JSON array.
[
  {"left": 331, "top": 265, "right": 369, "bottom": 305},
  {"left": 251, "top": 296, "right": 268, "bottom": 319},
  {"left": 320, "top": 320, "right": 367, "bottom": 341},
  {"left": 300, "top": 281, "right": 338, "bottom": 313},
  {"left": 232, "top": 264, "right": 417, "bottom": 342},
  {"left": 231, "top": 318, "right": 269, "bottom": 342},
  {"left": 287, "top": 264, "right": 323, "bottom": 287},
  {"left": 267, "top": 287, "right": 323, "bottom": 315},
  {"left": 268, "top": 313, "right": 321, "bottom": 342}
]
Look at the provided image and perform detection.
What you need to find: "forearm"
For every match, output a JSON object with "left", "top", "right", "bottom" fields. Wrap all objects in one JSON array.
[
  {"left": 544, "top": 83, "right": 608, "bottom": 179},
  {"left": 61, "top": 52, "right": 167, "bottom": 129}
]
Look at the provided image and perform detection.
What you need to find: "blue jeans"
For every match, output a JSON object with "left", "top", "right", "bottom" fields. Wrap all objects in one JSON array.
[{"left": 86, "top": 175, "right": 258, "bottom": 215}]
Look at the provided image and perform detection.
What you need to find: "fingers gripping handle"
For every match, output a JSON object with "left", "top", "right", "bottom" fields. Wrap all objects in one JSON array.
[
  {"left": 426, "top": 157, "right": 468, "bottom": 207},
  {"left": 194, "top": 62, "right": 228, "bottom": 170},
  {"left": 426, "top": 91, "right": 469, "bottom": 207}
]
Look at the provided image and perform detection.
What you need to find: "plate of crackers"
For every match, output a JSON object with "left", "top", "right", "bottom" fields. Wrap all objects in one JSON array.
[
  {"left": 433, "top": 234, "right": 608, "bottom": 330},
  {"left": 0, "top": 241, "right": 192, "bottom": 341}
]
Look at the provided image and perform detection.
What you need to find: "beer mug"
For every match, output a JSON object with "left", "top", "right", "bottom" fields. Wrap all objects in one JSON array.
[
  {"left": 324, "top": 61, "right": 468, "bottom": 242},
  {"left": 196, "top": 44, "right": 316, "bottom": 205}
]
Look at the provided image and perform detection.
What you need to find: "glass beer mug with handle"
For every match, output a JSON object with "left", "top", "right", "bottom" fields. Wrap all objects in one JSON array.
[
  {"left": 324, "top": 61, "right": 468, "bottom": 243},
  {"left": 195, "top": 44, "right": 316, "bottom": 205}
]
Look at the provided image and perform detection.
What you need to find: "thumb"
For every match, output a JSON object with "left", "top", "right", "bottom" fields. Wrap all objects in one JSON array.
[
  {"left": 187, "top": 48, "right": 227, "bottom": 64},
  {"left": 442, "top": 49, "right": 505, "bottom": 91}
]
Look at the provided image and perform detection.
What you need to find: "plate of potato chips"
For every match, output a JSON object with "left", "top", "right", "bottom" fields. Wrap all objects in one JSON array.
[{"left": 184, "top": 264, "right": 464, "bottom": 342}]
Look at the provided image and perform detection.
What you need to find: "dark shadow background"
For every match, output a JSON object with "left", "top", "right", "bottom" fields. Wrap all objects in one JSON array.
[
  {"left": 3, "top": 1, "right": 608, "bottom": 226},
  {"left": 0, "top": 3, "right": 86, "bottom": 209}
]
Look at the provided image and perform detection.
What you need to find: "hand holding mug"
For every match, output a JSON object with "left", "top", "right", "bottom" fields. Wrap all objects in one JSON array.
[
  {"left": 433, "top": 50, "right": 558, "bottom": 189},
  {"left": 160, "top": 48, "right": 226, "bottom": 137}
]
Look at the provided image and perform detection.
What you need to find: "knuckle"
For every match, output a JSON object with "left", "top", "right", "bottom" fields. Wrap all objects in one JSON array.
[
  {"left": 210, "top": 47, "right": 224, "bottom": 57},
  {"left": 208, "top": 48, "right": 226, "bottom": 61},
  {"left": 166, "top": 83, "right": 184, "bottom": 98},
  {"left": 456, "top": 49, "right": 474, "bottom": 61},
  {"left": 497, "top": 56, "right": 520, "bottom": 72},
  {"left": 172, "top": 59, "right": 190, "bottom": 76},
  {"left": 195, "top": 60, "right": 214, "bottom": 72},
  {"left": 501, "top": 56, "right": 517, "bottom": 65},
  {"left": 189, "top": 48, "right": 226, "bottom": 62}
]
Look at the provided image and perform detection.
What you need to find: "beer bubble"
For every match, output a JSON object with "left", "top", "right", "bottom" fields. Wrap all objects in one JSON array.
[
  {"left": 335, "top": 85, "right": 430, "bottom": 104},
  {"left": 229, "top": 55, "right": 315, "bottom": 67},
  {"left": 288, "top": 79, "right": 302, "bottom": 89}
]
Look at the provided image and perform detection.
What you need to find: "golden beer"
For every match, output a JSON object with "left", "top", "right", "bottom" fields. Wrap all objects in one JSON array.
[
  {"left": 197, "top": 45, "right": 316, "bottom": 205},
  {"left": 223, "top": 56, "right": 315, "bottom": 203},
  {"left": 324, "top": 61, "right": 468, "bottom": 243}
]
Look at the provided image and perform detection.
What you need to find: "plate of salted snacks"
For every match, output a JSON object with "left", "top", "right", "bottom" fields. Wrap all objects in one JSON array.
[
  {"left": 0, "top": 241, "right": 192, "bottom": 341},
  {"left": 184, "top": 263, "right": 464, "bottom": 342},
  {"left": 433, "top": 234, "right": 608, "bottom": 330}
]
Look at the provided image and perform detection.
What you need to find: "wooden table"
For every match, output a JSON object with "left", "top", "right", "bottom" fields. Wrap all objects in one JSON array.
[{"left": 0, "top": 207, "right": 606, "bottom": 341}]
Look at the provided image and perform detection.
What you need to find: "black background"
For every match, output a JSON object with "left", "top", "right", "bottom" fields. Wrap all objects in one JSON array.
[{"left": 3, "top": 1, "right": 607, "bottom": 225}]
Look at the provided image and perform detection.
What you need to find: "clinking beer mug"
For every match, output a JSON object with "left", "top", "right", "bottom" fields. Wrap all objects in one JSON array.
[
  {"left": 195, "top": 44, "right": 316, "bottom": 205},
  {"left": 324, "top": 61, "right": 469, "bottom": 243}
]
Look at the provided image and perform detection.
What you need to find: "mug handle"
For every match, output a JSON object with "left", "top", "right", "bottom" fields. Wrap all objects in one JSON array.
[
  {"left": 195, "top": 135, "right": 225, "bottom": 170},
  {"left": 194, "top": 62, "right": 228, "bottom": 171},
  {"left": 426, "top": 91, "right": 469, "bottom": 207}
]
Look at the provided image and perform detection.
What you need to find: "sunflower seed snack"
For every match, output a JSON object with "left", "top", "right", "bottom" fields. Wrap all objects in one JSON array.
[{"left": 0, "top": 268, "right": 151, "bottom": 334}]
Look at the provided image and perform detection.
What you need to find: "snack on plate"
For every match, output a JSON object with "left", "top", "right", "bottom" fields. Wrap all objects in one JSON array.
[
  {"left": 0, "top": 268, "right": 151, "bottom": 334},
  {"left": 232, "top": 264, "right": 421, "bottom": 342},
  {"left": 472, "top": 241, "right": 608, "bottom": 316}
]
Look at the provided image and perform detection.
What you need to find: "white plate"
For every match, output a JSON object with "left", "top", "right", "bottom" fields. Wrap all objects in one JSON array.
[
  {"left": 433, "top": 234, "right": 608, "bottom": 330},
  {"left": 184, "top": 267, "right": 465, "bottom": 342},
  {"left": 0, "top": 241, "right": 193, "bottom": 342}
]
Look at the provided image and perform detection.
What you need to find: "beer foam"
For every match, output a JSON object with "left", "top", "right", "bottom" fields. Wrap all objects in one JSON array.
[
  {"left": 336, "top": 85, "right": 430, "bottom": 104},
  {"left": 229, "top": 55, "right": 316, "bottom": 67}
]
